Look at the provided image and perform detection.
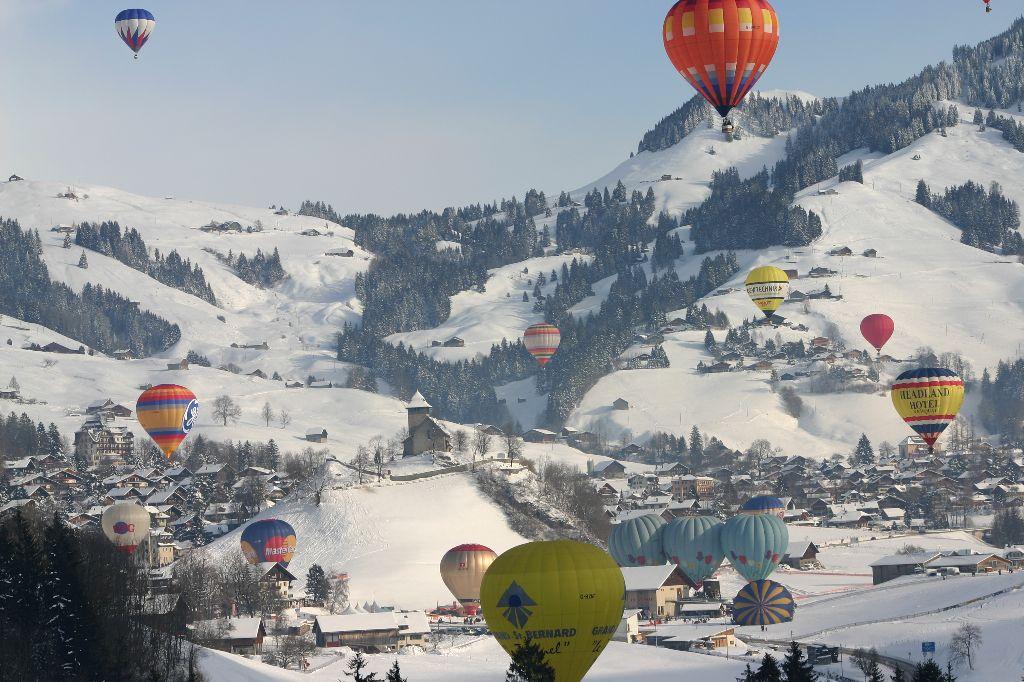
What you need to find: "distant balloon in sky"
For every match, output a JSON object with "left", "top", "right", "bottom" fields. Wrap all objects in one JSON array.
[
  {"left": 523, "top": 322, "right": 561, "bottom": 366},
  {"left": 860, "top": 314, "right": 894, "bottom": 354},
  {"left": 890, "top": 368, "right": 964, "bottom": 453},
  {"left": 663, "top": 0, "right": 780, "bottom": 129},
  {"left": 440, "top": 544, "right": 497, "bottom": 616},
  {"left": 241, "top": 519, "right": 297, "bottom": 566},
  {"left": 136, "top": 384, "right": 198, "bottom": 459},
  {"left": 115, "top": 9, "right": 155, "bottom": 59},
  {"left": 101, "top": 503, "right": 151, "bottom": 554},
  {"left": 745, "top": 266, "right": 790, "bottom": 321},
  {"left": 480, "top": 540, "right": 624, "bottom": 682}
]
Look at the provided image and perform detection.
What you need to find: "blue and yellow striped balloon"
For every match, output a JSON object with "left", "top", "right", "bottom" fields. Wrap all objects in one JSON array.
[{"left": 733, "top": 579, "right": 795, "bottom": 626}]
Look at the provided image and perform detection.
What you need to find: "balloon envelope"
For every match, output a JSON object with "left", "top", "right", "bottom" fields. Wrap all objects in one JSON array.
[
  {"left": 115, "top": 9, "right": 155, "bottom": 55},
  {"left": 891, "top": 368, "right": 964, "bottom": 452},
  {"left": 740, "top": 495, "right": 786, "bottom": 520},
  {"left": 662, "top": 516, "right": 723, "bottom": 588},
  {"left": 745, "top": 266, "right": 790, "bottom": 319},
  {"left": 609, "top": 514, "right": 667, "bottom": 567},
  {"left": 440, "top": 543, "right": 497, "bottom": 616},
  {"left": 241, "top": 519, "right": 297, "bottom": 566},
  {"left": 523, "top": 323, "right": 561, "bottom": 366},
  {"left": 101, "top": 502, "right": 151, "bottom": 554},
  {"left": 136, "top": 384, "right": 199, "bottom": 459},
  {"left": 733, "top": 579, "right": 794, "bottom": 626},
  {"left": 860, "top": 314, "right": 895, "bottom": 352},
  {"left": 481, "top": 540, "right": 624, "bottom": 682},
  {"left": 663, "top": 0, "right": 780, "bottom": 118},
  {"left": 721, "top": 513, "right": 788, "bottom": 582}
]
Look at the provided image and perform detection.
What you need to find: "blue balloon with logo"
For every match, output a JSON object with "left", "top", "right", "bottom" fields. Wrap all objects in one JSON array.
[{"left": 240, "top": 519, "right": 297, "bottom": 566}]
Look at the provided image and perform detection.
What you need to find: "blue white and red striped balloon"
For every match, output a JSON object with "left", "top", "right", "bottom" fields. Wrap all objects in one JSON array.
[{"left": 115, "top": 9, "right": 155, "bottom": 58}]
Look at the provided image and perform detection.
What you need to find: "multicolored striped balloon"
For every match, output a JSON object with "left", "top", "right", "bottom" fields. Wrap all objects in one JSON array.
[
  {"left": 891, "top": 368, "right": 964, "bottom": 453},
  {"left": 523, "top": 322, "right": 561, "bottom": 366},
  {"left": 733, "top": 579, "right": 794, "bottom": 626},
  {"left": 115, "top": 9, "right": 156, "bottom": 58},
  {"left": 136, "top": 384, "right": 199, "bottom": 459}
]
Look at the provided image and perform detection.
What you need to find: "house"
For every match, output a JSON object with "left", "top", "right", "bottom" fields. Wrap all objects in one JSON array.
[
  {"left": 613, "top": 398, "right": 630, "bottom": 411},
  {"left": 113, "top": 349, "right": 134, "bottom": 360},
  {"left": 870, "top": 552, "right": 942, "bottom": 585},
  {"left": 231, "top": 341, "right": 270, "bottom": 350},
  {"left": 326, "top": 248, "right": 355, "bottom": 257},
  {"left": 705, "top": 362, "right": 732, "bottom": 373},
  {"left": 309, "top": 380, "right": 334, "bottom": 388},
  {"left": 592, "top": 460, "right": 627, "bottom": 479},
  {"left": 86, "top": 399, "right": 133, "bottom": 418},
  {"left": 74, "top": 424, "right": 134, "bottom": 467},
  {"left": 524, "top": 429, "right": 557, "bottom": 443},
  {"left": 1002, "top": 546, "right": 1024, "bottom": 567},
  {"left": 258, "top": 562, "right": 298, "bottom": 600},
  {"left": 671, "top": 475, "right": 715, "bottom": 499},
  {"left": 809, "top": 337, "right": 830, "bottom": 348},
  {"left": 782, "top": 542, "right": 820, "bottom": 569},
  {"left": 828, "top": 510, "right": 872, "bottom": 527},
  {"left": 808, "top": 267, "right": 837, "bottom": 278},
  {"left": 195, "top": 463, "right": 235, "bottom": 485},
  {"left": 189, "top": 617, "right": 266, "bottom": 655},
  {"left": 788, "top": 290, "right": 808, "bottom": 302},
  {"left": 166, "top": 359, "right": 189, "bottom": 371},
  {"left": 613, "top": 609, "right": 643, "bottom": 643},
  {"left": 300, "top": 228, "right": 323, "bottom": 236},
  {"left": 40, "top": 342, "right": 85, "bottom": 355},
  {"left": 305, "top": 428, "right": 328, "bottom": 443},
  {"left": 442, "top": 337, "right": 465, "bottom": 348},
  {"left": 247, "top": 369, "right": 268, "bottom": 379},
  {"left": 899, "top": 436, "right": 942, "bottom": 457},
  {"left": 829, "top": 246, "right": 853, "bottom": 257},
  {"left": 621, "top": 565, "right": 691, "bottom": 618},
  {"left": 285, "top": 380, "right": 304, "bottom": 388},
  {"left": 925, "top": 552, "right": 1012, "bottom": 575},
  {"left": 646, "top": 623, "right": 738, "bottom": 652},
  {"left": 402, "top": 391, "right": 451, "bottom": 457},
  {"left": 8, "top": 174, "right": 24, "bottom": 182},
  {"left": 0, "top": 389, "right": 20, "bottom": 400},
  {"left": 863, "top": 248, "right": 878, "bottom": 258},
  {"left": 313, "top": 611, "right": 430, "bottom": 651}
]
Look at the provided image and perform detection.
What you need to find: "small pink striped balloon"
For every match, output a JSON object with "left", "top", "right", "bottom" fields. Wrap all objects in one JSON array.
[{"left": 523, "top": 323, "right": 561, "bottom": 366}]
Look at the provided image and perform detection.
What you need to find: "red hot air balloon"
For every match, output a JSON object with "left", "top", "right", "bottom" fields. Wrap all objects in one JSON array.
[
  {"left": 860, "top": 314, "right": 894, "bottom": 354},
  {"left": 523, "top": 323, "right": 561, "bottom": 366},
  {"left": 663, "top": 0, "right": 781, "bottom": 137}
]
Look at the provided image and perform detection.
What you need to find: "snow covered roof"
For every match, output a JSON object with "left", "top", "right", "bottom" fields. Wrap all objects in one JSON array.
[
  {"left": 621, "top": 565, "right": 678, "bottom": 591},
  {"left": 190, "top": 617, "right": 264, "bottom": 640},
  {"left": 785, "top": 542, "right": 816, "bottom": 559},
  {"left": 394, "top": 610, "right": 430, "bottom": 635},
  {"left": 926, "top": 553, "right": 1007, "bottom": 567},
  {"left": 678, "top": 602, "right": 726, "bottom": 613},
  {"left": 315, "top": 612, "right": 402, "bottom": 634},
  {"left": 870, "top": 552, "right": 941, "bottom": 567},
  {"left": 407, "top": 391, "right": 431, "bottom": 409}
]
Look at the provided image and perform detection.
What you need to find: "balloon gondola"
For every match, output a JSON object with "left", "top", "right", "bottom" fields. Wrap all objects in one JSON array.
[{"left": 733, "top": 579, "right": 795, "bottom": 626}]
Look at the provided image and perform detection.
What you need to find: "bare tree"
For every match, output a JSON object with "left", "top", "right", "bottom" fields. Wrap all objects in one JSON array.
[
  {"left": 264, "top": 634, "right": 316, "bottom": 670},
  {"left": 217, "top": 552, "right": 263, "bottom": 617},
  {"left": 746, "top": 438, "right": 777, "bottom": 480},
  {"left": 367, "top": 436, "right": 392, "bottom": 482},
  {"left": 327, "top": 576, "right": 350, "bottom": 614},
  {"left": 234, "top": 476, "right": 266, "bottom": 519},
  {"left": 950, "top": 622, "right": 982, "bottom": 670},
  {"left": 173, "top": 550, "right": 219, "bottom": 620},
  {"left": 352, "top": 446, "right": 371, "bottom": 485},
  {"left": 278, "top": 408, "right": 292, "bottom": 429},
  {"left": 261, "top": 401, "right": 275, "bottom": 427},
  {"left": 851, "top": 647, "right": 881, "bottom": 678},
  {"left": 212, "top": 395, "right": 242, "bottom": 426},
  {"left": 502, "top": 424, "right": 523, "bottom": 466},
  {"left": 472, "top": 428, "right": 492, "bottom": 472},
  {"left": 285, "top": 447, "right": 330, "bottom": 505},
  {"left": 452, "top": 429, "right": 469, "bottom": 462}
]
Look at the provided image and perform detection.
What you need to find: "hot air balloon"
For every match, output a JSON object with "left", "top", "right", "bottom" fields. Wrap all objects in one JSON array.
[
  {"left": 740, "top": 495, "right": 786, "bottom": 520},
  {"left": 860, "top": 314, "right": 894, "bottom": 354},
  {"left": 891, "top": 368, "right": 965, "bottom": 453},
  {"left": 136, "top": 384, "right": 199, "bottom": 459},
  {"left": 241, "top": 519, "right": 297, "bottom": 566},
  {"left": 733, "top": 579, "right": 795, "bottom": 626},
  {"left": 662, "top": 516, "right": 723, "bottom": 588},
  {"left": 523, "top": 322, "right": 561, "bottom": 366},
  {"left": 721, "top": 513, "right": 788, "bottom": 583},
  {"left": 984, "top": 0, "right": 992, "bottom": 13},
  {"left": 440, "top": 544, "right": 497, "bottom": 616},
  {"left": 115, "top": 9, "right": 155, "bottom": 59},
  {"left": 101, "top": 503, "right": 151, "bottom": 554},
  {"left": 663, "top": 0, "right": 780, "bottom": 137},
  {"left": 608, "top": 514, "right": 666, "bottom": 567},
  {"left": 481, "top": 540, "right": 624, "bottom": 682},
  {"left": 745, "top": 266, "right": 790, "bottom": 321}
]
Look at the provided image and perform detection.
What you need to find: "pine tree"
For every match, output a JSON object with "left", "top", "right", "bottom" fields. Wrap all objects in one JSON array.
[
  {"left": 306, "top": 564, "right": 330, "bottom": 605},
  {"left": 344, "top": 651, "right": 379, "bottom": 681},
  {"left": 78, "top": 251, "right": 88, "bottom": 269},
  {"left": 912, "top": 660, "right": 944, "bottom": 682},
  {"left": 891, "top": 666, "right": 907, "bottom": 682},
  {"left": 506, "top": 639, "right": 555, "bottom": 682},
  {"left": 385, "top": 660, "right": 407, "bottom": 682},
  {"left": 854, "top": 434, "right": 875, "bottom": 464},
  {"left": 915, "top": 180, "right": 931, "bottom": 208},
  {"left": 754, "top": 652, "right": 783, "bottom": 682},
  {"left": 781, "top": 641, "right": 817, "bottom": 682},
  {"left": 704, "top": 329, "right": 717, "bottom": 351},
  {"left": 689, "top": 426, "right": 704, "bottom": 468}
]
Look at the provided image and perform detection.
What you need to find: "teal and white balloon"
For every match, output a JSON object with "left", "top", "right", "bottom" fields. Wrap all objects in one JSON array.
[
  {"left": 609, "top": 514, "right": 666, "bottom": 567},
  {"left": 721, "top": 513, "right": 788, "bottom": 582},
  {"left": 662, "top": 516, "right": 723, "bottom": 588}
]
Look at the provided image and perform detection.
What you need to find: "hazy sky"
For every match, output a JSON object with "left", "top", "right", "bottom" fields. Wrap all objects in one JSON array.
[{"left": 1, "top": 1, "right": 1012, "bottom": 215}]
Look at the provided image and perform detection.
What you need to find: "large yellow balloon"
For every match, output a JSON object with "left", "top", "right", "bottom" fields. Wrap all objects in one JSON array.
[
  {"left": 745, "top": 266, "right": 790, "bottom": 319},
  {"left": 481, "top": 540, "right": 624, "bottom": 682}
]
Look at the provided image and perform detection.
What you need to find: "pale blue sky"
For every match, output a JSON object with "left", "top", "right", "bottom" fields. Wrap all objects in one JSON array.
[{"left": 1, "top": 1, "right": 1012, "bottom": 214}]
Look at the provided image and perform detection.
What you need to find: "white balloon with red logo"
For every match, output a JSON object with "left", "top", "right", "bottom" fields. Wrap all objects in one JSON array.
[{"left": 101, "top": 502, "right": 151, "bottom": 554}]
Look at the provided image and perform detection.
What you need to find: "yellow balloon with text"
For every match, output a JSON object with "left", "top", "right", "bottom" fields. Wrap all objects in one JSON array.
[
  {"left": 481, "top": 540, "right": 625, "bottom": 682},
  {"left": 745, "top": 265, "right": 790, "bottom": 319}
]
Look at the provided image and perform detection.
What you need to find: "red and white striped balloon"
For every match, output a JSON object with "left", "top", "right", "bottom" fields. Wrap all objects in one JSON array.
[{"left": 523, "top": 323, "right": 561, "bottom": 366}]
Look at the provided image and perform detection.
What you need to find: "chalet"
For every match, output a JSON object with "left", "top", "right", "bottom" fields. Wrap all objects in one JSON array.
[
  {"left": 8, "top": 174, "right": 24, "bottom": 182},
  {"left": 672, "top": 475, "right": 715, "bottom": 499},
  {"left": 925, "top": 552, "right": 1012, "bottom": 575},
  {"left": 313, "top": 611, "right": 430, "bottom": 651},
  {"left": 0, "top": 389, "right": 20, "bottom": 400},
  {"left": 300, "top": 228, "right": 323, "bottom": 237},
  {"left": 285, "top": 380, "right": 304, "bottom": 388},
  {"left": 660, "top": 174, "right": 673, "bottom": 181},
  {"left": 613, "top": 398, "right": 630, "bottom": 411},
  {"left": 274, "top": 208, "right": 289, "bottom": 216},
  {"left": 195, "top": 463, "right": 235, "bottom": 485},
  {"left": 828, "top": 509, "right": 872, "bottom": 528},
  {"left": 1003, "top": 547, "right": 1024, "bottom": 567},
  {"left": 306, "top": 428, "right": 328, "bottom": 443},
  {"left": 899, "top": 436, "right": 941, "bottom": 457},
  {"left": 113, "top": 349, "right": 134, "bottom": 360},
  {"left": 524, "top": 428, "right": 557, "bottom": 444},
  {"left": 86, "top": 399, "right": 133, "bottom": 418},
  {"left": 808, "top": 267, "right": 837, "bottom": 278},
  {"left": 705, "top": 362, "right": 732, "bottom": 374},
  {"left": 809, "top": 337, "right": 830, "bottom": 348},
  {"left": 189, "top": 618, "right": 266, "bottom": 655},
  {"left": 782, "top": 542, "right": 820, "bottom": 569},
  {"left": 247, "top": 369, "right": 268, "bottom": 379},
  {"left": 621, "top": 565, "right": 691, "bottom": 618},
  {"left": 0, "top": 499, "right": 35, "bottom": 517},
  {"left": 402, "top": 391, "right": 451, "bottom": 457},
  {"left": 870, "top": 552, "right": 942, "bottom": 585},
  {"left": 146, "top": 486, "right": 189, "bottom": 507},
  {"left": 166, "top": 359, "right": 189, "bottom": 371},
  {"left": 231, "top": 341, "right": 270, "bottom": 350},
  {"left": 40, "top": 342, "right": 85, "bottom": 355},
  {"left": 164, "top": 466, "right": 194, "bottom": 481},
  {"left": 592, "top": 460, "right": 627, "bottom": 479},
  {"left": 829, "top": 246, "right": 853, "bottom": 257},
  {"left": 753, "top": 360, "right": 774, "bottom": 371},
  {"left": 309, "top": 380, "right": 334, "bottom": 388},
  {"left": 788, "top": 290, "right": 808, "bottom": 302},
  {"left": 326, "top": 248, "right": 355, "bottom": 257},
  {"left": 645, "top": 624, "right": 738, "bottom": 652},
  {"left": 863, "top": 248, "right": 878, "bottom": 258},
  {"left": 442, "top": 337, "right": 465, "bottom": 348},
  {"left": 474, "top": 424, "right": 505, "bottom": 437}
]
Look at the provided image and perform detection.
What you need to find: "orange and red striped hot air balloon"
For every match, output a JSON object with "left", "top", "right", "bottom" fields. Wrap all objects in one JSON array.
[
  {"left": 136, "top": 384, "right": 199, "bottom": 459},
  {"left": 663, "top": 0, "right": 781, "bottom": 122},
  {"left": 523, "top": 323, "right": 560, "bottom": 366}
]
